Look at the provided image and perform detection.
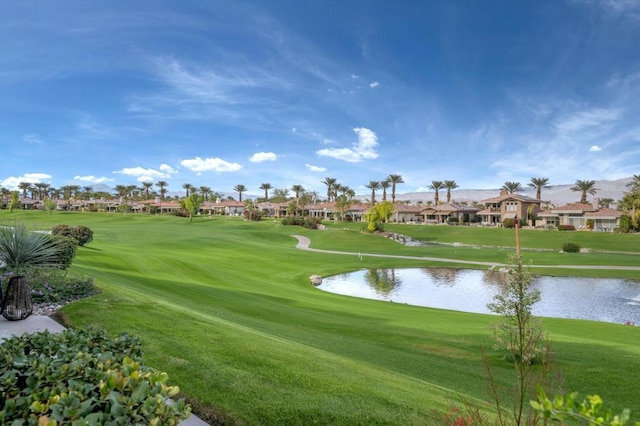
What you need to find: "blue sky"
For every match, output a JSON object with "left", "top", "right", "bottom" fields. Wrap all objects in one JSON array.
[{"left": 1, "top": 0, "right": 639, "bottom": 197}]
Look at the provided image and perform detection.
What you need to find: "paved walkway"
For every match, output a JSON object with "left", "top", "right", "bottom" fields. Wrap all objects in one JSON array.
[
  {"left": 0, "top": 315, "right": 209, "bottom": 426},
  {"left": 291, "top": 235, "right": 640, "bottom": 271}
]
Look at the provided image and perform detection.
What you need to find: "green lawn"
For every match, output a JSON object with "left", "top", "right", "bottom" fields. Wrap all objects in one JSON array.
[{"left": 2, "top": 210, "right": 639, "bottom": 424}]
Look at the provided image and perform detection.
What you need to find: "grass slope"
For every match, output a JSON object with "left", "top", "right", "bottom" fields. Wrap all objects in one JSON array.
[{"left": 2, "top": 211, "right": 639, "bottom": 424}]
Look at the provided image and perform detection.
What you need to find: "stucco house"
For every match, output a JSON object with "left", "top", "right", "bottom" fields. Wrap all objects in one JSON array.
[
  {"left": 536, "top": 200, "right": 623, "bottom": 230},
  {"left": 420, "top": 203, "right": 480, "bottom": 224},
  {"left": 477, "top": 190, "right": 544, "bottom": 225}
]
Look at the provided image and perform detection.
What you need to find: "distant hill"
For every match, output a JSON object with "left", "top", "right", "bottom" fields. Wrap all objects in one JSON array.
[{"left": 394, "top": 177, "right": 633, "bottom": 207}]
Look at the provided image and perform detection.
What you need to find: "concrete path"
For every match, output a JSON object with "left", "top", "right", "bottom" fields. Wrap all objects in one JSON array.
[
  {"left": 291, "top": 235, "right": 640, "bottom": 271},
  {"left": 0, "top": 315, "right": 209, "bottom": 426}
]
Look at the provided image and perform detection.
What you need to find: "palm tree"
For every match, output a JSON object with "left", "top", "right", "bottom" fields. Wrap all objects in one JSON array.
[
  {"left": 321, "top": 177, "right": 337, "bottom": 202},
  {"left": 365, "top": 180, "right": 381, "bottom": 205},
  {"left": 199, "top": 186, "right": 212, "bottom": 201},
  {"left": 18, "top": 181, "right": 32, "bottom": 198},
  {"left": 155, "top": 181, "right": 168, "bottom": 200},
  {"left": 345, "top": 188, "right": 356, "bottom": 201},
  {"left": 571, "top": 180, "right": 598, "bottom": 204},
  {"left": 626, "top": 174, "right": 640, "bottom": 192},
  {"left": 599, "top": 198, "right": 614, "bottom": 209},
  {"left": 443, "top": 180, "right": 459, "bottom": 203},
  {"left": 114, "top": 184, "right": 128, "bottom": 200},
  {"left": 387, "top": 174, "right": 404, "bottom": 204},
  {"left": 528, "top": 177, "right": 550, "bottom": 200},
  {"left": 380, "top": 180, "right": 390, "bottom": 201},
  {"left": 234, "top": 184, "right": 247, "bottom": 202},
  {"left": 429, "top": 181, "right": 444, "bottom": 205},
  {"left": 290, "top": 185, "right": 305, "bottom": 202},
  {"left": 501, "top": 181, "right": 523, "bottom": 194},
  {"left": 68, "top": 185, "right": 81, "bottom": 199},
  {"left": 82, "top": 186, "right": 93, "bottom": 200},
  {"left": 259, "top": 183, "right": 272, "bottom": 201},
  {"left": 182, "top": 183, "right": 194, "bottom": 198},
  {"left": 141, "top": 182, "right": 153, "bottom": 200}
]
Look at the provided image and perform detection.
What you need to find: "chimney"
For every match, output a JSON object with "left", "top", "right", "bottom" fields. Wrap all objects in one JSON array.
[
  {"left": 500, "top": 189, "right": 507, "bottom": 196},
  {"left": 592, "top": 197, "right": 599, "bottom": 210}
]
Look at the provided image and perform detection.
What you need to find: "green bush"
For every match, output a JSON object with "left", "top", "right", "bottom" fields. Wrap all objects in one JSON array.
[
  {"left": 52, "top": 235, "right": 78, "bottom": 269},
  {"left": 0, "top": 328, "right": 191, "bottom": 425},
  {"left": 562, "top": 242, "right": 581, "bottom": 253},
  {"left": 503, "top": 218, "right": 515, "bottom": 228},
  {"left": 447, "top": 217, "right": 459, "bottom": 224},
  {"left": 51, "top": 224, "right": 94, "bottom": 246},
  {"left": 281, "top": 216, "right": 322, "bottom": 229}
]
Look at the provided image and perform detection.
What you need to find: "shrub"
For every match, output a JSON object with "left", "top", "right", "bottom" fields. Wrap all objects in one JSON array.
[
  {"left": 0, "top": 328, "right": 191, "bottom": 425},
  {"left": 51, "top": 224, "right": 94, "bottom": 246},
  {"left": 562, "top": 242, "right": 580, "bottom": 253},
  {"left": 244, "top": 209, "right": 262, "bottom": 221},
  {"left": 503, "top": 218, "right": 515, "bottom": 228},
  {"left": 51, "top": 235, "right": 78, "bottom": 269},
  {"left": 0, "top": 223, "right": 63, "bottom": 273},
  {"left": 447, "top": 217, "right": 459, "bottom": 224},
  {"left": 281, "top": 216, "right": 321, "bottom": 229},
  {"left": 558, "top": 225, "right": 575, "bottom": 231}
]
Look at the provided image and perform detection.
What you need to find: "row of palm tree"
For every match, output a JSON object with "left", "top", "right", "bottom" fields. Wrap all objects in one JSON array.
[{"left": 6, "top": 175, "right": 638, "bottom": 208}]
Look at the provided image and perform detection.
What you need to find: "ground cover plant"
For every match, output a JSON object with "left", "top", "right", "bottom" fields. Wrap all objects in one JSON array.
[{"left": 1, "top": 210, "right": 639, "bottom": 424}]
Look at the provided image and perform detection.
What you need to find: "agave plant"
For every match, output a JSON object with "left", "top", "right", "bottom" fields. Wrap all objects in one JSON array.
[{"left": 0, "top": 222, "right": 63, "bottom": 274}]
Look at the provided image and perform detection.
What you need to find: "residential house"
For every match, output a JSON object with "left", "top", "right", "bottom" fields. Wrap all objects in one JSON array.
[
  {"left": 477, "top": 190, "right": 544, "bottom": 225},
  {"left": 420, "top": 203, "right": 479, "bottom": 224},
  {"left": 392, "top": 203, "right": 424, "bottom": 223},
  {"left": 537, "top": 200, "right": 623, "bottom": 230}
]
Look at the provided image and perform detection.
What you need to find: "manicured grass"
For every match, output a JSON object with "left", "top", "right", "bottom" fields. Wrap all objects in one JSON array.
[{"left": 2, "top": 211, "right": 639, "bottom": 424}]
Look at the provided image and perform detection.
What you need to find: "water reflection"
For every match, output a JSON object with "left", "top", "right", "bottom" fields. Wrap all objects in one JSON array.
[
  {"left": 365, "top": 269, "right": 402, "bottom": 296},
  {"left": 318, "top": 268, "right": 640, "bottom": 324}
]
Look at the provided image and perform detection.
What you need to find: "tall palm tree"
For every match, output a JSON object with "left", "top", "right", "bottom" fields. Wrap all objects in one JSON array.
[
  {"left": 82, "top": 186, "right": 93, "bottom": 200},
  {"left": 380, "top": 180, "right": 390, "bottom": 201},
  {"left": 443, "top": 180, "right": 459, "bottom": 203},
  {"left": 199, "top": 186, "right": 212, "bottom": 201},
  {"left": 18, "top": 181, "right": 32, "bottom": 198},
  {"left": 68, "top": 185, "right": 81, "bottom": 199},
  {"left": 571, "top": 179, "right": 598, "bottom": 204},
  {"left": 626, "top": 174, "right": 640, "bottom": 192},
  {"left": 429, "top": 181, "right": 444, "bottom": 205},
  {"left": 599, "top": 198, "right": 614, "bottom": 209},
  {"left": 501, "top": 181, "right": 523, "bottom": 194},
  {"left": 290, "top": 185, "right": 305, "bottom": 202},
  {"left": 141, "top": 182, "right": 153, "bottom": 200},
  {"left": 321, "top": 177, "right": 337, "bottom": 202},
  {"left": 387, "top": 174, "right": 404, "bottom": 204},
  {"left": 259, "top": 183, "right": 272, "bottom": 201},
  {"left": 345, "top": 188, "right": 356, "bottom": 201},
  {"left": 528, "top": 177, "right": 550, "bottom": 200},
  {"left": 234, "top": 184, "right": 247, "bottom": 202},
  {"left": 182, "top": 183, "right": 194, "bottom": 197},
  {"left": 365, "top": 180, "right": 381, "bottom": 205},
  {"left": 155, "top": 181, "right": 168, "bottom": 200}
]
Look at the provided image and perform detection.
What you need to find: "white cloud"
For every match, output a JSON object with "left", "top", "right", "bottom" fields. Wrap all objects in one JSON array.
[
  {"left": 369, "top": 81, "right": 379, "bottom": 88},
  {"left": 249, "top": 152, "right": 277, "bottom": 163},
  {"left": 351, "top": 74, "right": 360, "bottom": 79},
  {"left": 1, "top": 173, "right": 52, "bottom": 190},
  {"left": 159, "top": 164, "right": 177, "bottom": 174},
  {"left": 316, "top": 127, "right": 379, "bottom": 163},
  {"left": 114, "top": 166, "right": 174, "bottom": 180},
  {"left": 305, "top": 163, "right": 327, "bottom": 172},
  {"left": 589, "top": 145, "right": 603, "bottom": 152},
  {"left": 74, "top": 175, "right": 114, "bottom": 183},
  {"left": 180, "top": 156, "right": 242, "bottom": 172}
]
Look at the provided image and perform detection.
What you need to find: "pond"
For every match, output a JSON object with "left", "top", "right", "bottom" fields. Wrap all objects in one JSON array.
[{"left": 318, "top": 268, "right": 640, "bottom": 325}]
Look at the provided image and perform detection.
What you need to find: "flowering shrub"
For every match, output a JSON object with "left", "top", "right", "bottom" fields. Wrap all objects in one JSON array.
[{"left": 558, "top": 225, "right": 576, "bottom": 231}]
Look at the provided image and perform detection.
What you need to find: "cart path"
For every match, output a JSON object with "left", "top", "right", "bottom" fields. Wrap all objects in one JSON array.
[{"left": 291, "top": 235, "right": 640, "bottom": 271}]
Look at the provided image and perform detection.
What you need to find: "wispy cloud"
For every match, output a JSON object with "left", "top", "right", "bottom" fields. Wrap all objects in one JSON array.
[
  {"left": 552, "top": 108, "right": 620, "bottom": 135},
  {"left": 589, "top": 145, "right": 603, "bottom": 152},
  {"left": 23, "top": 134, "right": 43, "bottom": 144},
  {"left": 180, "top": 157, "right": 242, "bottom": 172},
  {"left": 316, "top": 127, "right": 379, "bottom": 162},
  {"left": 305, "top": 163, "right": 326, "bottom": 172},
  {"left": 250, "top": 152, "right": 277, "bottom": 163},
  {"left": 369, "top": 81, "right": 379, "bottom": 88}
]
